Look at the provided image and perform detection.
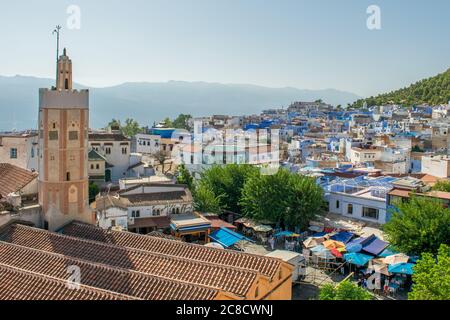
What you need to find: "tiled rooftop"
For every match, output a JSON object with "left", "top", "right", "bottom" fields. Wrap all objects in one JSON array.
[
  {"left": 61, "top": 221, "right": 282, "bottom": 279},
  {"left": 0, "top": 241, "right": 217, "bottom": 300},
  {"left": 0, "top": 163, "right": 37, "bottom": 198},
  {"left": 0, "top": 224, "right": 258, "bottom": 298},
  {"left": 0, "top": 263, "right": 132, "bottom": 300}
]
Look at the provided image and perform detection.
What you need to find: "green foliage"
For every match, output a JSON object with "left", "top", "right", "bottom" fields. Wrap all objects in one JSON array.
[
  {"left": 319, "top": 281, "right": 372, "bottom": 300},
  {"left": 195, "top": 165, "right": 324, "bottom": 226},
  {"left": 172, "top": 114, "right": 192, "bottom": 130},
  {"left": 409, "top": 244, "right": 450, "bottom": 300},
  {"left": 197, "top": 164, "right": 258, "bottom": 213},
  {"left": 106, "top": 118, "right": 144, "bottom": 137},
  {"left": 193, "top": 184, "right": 223, "bottom": 213},
  {"left": 411, "top": 145, "right": 424, "bottom": 153},
  {"left": 107, "top": 118, "right": 121, "bottom": 128},
  {"left": 176, "top": 164, "right": 194, "bottom": 190},
  {"left": 352, "top": 68, "right": 450, "bottom": 107},
  {"left": 88, "top": 182, "right": 100, "bottom": 204},
  {"left": 240, "top": 168, "right": 324, "bottom": 228},
  {"left": 432, "top": 180, "right": 450, "bottom": 193},
  {"left": 163, "top": 117, "right": 173, "bottom": 128},
  {"left": 384, "top": 196, "right": 450, "bottom": 255},
  {"left": 121, "top": 118, "right": 144, "bottom": 137}
]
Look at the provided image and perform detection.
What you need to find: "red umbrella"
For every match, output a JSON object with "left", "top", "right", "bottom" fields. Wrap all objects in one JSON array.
[{"left": 331, "top": 248, "right": 343, "bottom": 258}]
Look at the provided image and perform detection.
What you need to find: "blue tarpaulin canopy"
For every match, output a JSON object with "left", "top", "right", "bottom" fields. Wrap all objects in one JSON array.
[
  {"left": 362, "top": 235, "right": 389, "bottom": 256},
  {"left": 346, "top": 237, "right": 366, "bottom": 253},
  {"left": 378, "top": 246, "right": 400, "bottom": 258},
  {"left": 312, "top": 232, "right": 327, "bottom": 238},
  {"left": 209, "top": 227, "right": 251, "bottom": 248},
  {"left": 274, "top": 231, "right": 295, "bottom": 238},
  {"left": 388, "top": 263, "right": 415, "bottom": 275},
  {"left": 330, "top": 231, "right": 354, "bottom": 244},
  {"left": 346, "top": 243, "right": 363, "bottom": 253},
  {"left": 344, "top": 252, "right": 373, "bottom": 266}
]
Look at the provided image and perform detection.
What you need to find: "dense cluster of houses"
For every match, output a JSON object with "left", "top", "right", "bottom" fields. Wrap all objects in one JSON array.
[{"left": 2, "top": 100, "right": 450, "bottom": 238}]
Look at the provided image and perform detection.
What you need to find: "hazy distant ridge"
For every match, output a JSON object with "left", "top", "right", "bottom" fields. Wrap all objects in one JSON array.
[{"left": 0, "top": 75, "right": 360, "bottom": 130}]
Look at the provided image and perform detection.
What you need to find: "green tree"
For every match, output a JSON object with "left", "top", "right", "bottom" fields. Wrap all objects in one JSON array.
[
  {"left": 121, "top": 118, "right": 143, "bottom": 137},
  {"left": 172, "top": 114, "right": 192, "bottom": 130},
  {"left": 198, "top": 164, "right": 258, "bottom": 213},
  {"left": 163, "top": 117, "right": 173, "bottom": 128},
  {"left": 384, "top": 196, "right": 450, "bottom": 255},
  {"left": 432, "top": 180, "right": 450, "bottom": 193},
  {"left": 352, "top": 68, "right": 450, "bottom": 108},
  {"left": 107, "top": 118, "right": 121, "bottom": 129},
  {"left": 319, "top": 280, "right": 372, "bottom": 300},
  {"left": 409, "top": 244, "right": 450, "bottom": 300},
  {"left": 193, "top": 184, "right": 223, "bottom": 213},
  {"left": 240, "top": 169, "right": 324, "bottom": 228},
  {"left": 88, "top": 182, "right": 100, "bottom": 204},
  {"left": 176, "top": 164, "right": 194, "bottom": 190},
  {"left": 411, "top": 145, "right": 424, "bottom": 153}
]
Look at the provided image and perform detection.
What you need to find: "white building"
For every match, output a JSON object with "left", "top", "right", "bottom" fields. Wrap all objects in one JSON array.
[
  {"left": 95, "top": 183, "right": 193, "bottom": 234},
  {"left": 349, "top": 146, "right": 382, "bottom": 165},
  {"left": 0, "top": 132, "right": 38, "bottom": 171},
  {"left": 421, "top": 155, "right": 450, "bottom": 178},
  {"left": 325, "top": 176, "right": 397, "bottom": 225},
  {"left": 88, "top": 131, "right": 130, "bottom": 182},
  {"left": 328, "top": 187, "right": 389, "bottom": 225},
  {"left": 133, "top": 133, "right": 161, "bottom": 155}
]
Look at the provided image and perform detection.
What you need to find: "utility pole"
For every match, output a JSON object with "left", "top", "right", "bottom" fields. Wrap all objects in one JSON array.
[{"left": 52, "top": 25, "right": 62, "bottom": 86}]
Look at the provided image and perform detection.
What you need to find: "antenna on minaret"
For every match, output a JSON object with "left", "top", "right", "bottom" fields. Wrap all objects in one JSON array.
[{"left": 52, "top": 25, "right": 62, "bottom": 86}]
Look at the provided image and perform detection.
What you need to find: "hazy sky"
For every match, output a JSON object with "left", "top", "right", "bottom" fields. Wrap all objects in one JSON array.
[{"left": 0, "top": 0, "right": 448, "bottom": 96}]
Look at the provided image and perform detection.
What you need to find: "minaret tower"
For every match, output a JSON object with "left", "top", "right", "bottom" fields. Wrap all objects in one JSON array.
[{"left": 38, "top": 47, "right": 94, "bottom": 231}]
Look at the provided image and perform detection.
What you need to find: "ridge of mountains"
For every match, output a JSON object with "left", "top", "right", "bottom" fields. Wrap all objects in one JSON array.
[{"left": 0, "top": 75, "right": 360, "bottom": 131}]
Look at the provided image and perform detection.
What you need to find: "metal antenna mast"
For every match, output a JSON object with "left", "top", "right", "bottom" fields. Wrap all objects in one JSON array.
[{"left": 52, "top": 25, "right": 62, "bottom": 86}]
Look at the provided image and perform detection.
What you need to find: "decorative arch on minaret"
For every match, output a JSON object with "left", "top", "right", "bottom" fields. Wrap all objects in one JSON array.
[{"left": 68, "top": 185, "right": 78, "bottom": 203}]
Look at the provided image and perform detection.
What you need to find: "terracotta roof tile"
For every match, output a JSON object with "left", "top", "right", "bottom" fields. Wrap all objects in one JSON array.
[
  {"left": 0, "top": 263, "right": 132, "bottom": 300},
  {"left": 0, "top": 224, "right": 257, "bottom": 297},
  {"left": 0, "top": 163, "right": 37, "bottom": 198},
  {"left": 62, "top": 221, "right": 282, "bottom": 279},
  {"left": 0, "top": 241, "right": 217, "bottom": 300}
]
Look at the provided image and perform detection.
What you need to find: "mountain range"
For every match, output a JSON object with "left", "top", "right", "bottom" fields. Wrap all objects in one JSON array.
[{"left": 0, "top": 75, "right": 360, "bottom": 131}]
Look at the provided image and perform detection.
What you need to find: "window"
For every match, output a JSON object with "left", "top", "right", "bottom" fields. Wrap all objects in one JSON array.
[
  {"left": 122, "top": 147, "right": 127, "bottom": 154},
  {"left": 96, "top": 164, "right": 100, "bottom": 170},
  {"left": 111, "top": 220, "right": 116, "bottom": 227},
  {"left": 49, "top": 131, "right": 58, "bottom": 140},
  {"left": 336, "top": 200, "right": 340, "bottom": 209},
  {"left": 69, "top": 131, "right": 78, "bottom": 140},
  {"left": 362, "top": 207, "right": 379, "bottom": 220},
  {"left": 66, "top": 172, "right": 71, "bottom": 181},
  {"left": 132, "top": 210, "right": 140, "bottom": 218},
  {"left": 105, "top": 147, "right": 111, "bottom": 155},
  {"left": 31, "top": 148, "right": 34, "bottom": 158},
  {"left": 90, "top": 164, "right": 94, "bottom": 169},
  {"left": 176, "top": 208, "right": 180, "bottom": 214},
  {"left": 10, "top": 148, "right": 17, "bottom": 159},
  {"left": 347, "top": 204, "right": 353, "bottom": 215}
]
